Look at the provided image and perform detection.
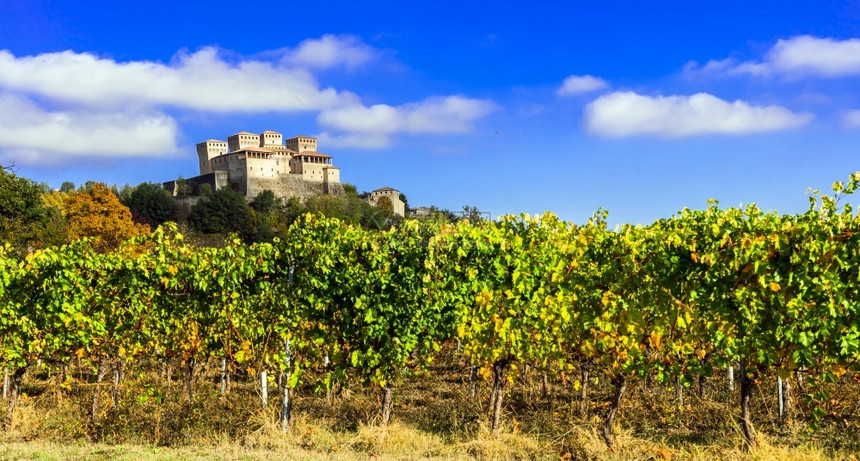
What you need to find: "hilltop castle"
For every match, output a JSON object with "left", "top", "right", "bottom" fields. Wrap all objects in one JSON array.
[
  {"left": 165, "top": 130, "right": 343, "bottom": 200},
  {"left": 164, "top": 130, "right": 405, "bottom": 216},
  {"left": 197, "top": 131, "right": 340, "bottom": 186}
]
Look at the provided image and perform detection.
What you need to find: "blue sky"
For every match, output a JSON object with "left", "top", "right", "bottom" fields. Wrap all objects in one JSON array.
[{"left": 2, "top": 1, "right": 860, "bottom": 224}]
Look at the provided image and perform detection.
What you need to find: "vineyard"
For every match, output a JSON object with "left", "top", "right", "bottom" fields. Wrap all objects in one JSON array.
[{"left": 2, "top": 173, "right": 860, "bottom": 459}]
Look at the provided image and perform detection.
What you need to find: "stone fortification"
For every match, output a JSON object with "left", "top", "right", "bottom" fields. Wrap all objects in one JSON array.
[
  {"left": 166, "top": 130, "right": 342, "bottom": 202},
  {"left": 166, "top": 129, "right": 402, "bottom": 216},
  {"left": 243, "top": 175, "right": 345, "bottom": 199}
]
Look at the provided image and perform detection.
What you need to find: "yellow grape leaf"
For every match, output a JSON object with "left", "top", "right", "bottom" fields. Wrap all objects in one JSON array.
[
  {"left": 650, "top": 332, "right": 662, "bottom": 349},
  {"left": 582, "top": 342, "right": 594, "bottom": 357},
  {"left": 832, "top": 363, "right": 847, "bottom": 377},
  {"left": 769, "top": 282, "right": 781, "bottom": 292},
  {"left": 601, "top": 292, "right": 612, "bottom": 307}
]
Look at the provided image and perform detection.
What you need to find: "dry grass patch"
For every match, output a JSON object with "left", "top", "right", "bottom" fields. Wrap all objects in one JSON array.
[{"left": 3, "top": 361, "right": 860, "bottom": 460}]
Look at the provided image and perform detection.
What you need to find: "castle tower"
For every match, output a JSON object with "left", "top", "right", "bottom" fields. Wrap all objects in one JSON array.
[
  {"left": 196, "top": 139, "right": 228, "bottom": 175},
  {"left": 285, "top": 135, "right": 317, "bottom": 153},
  {"left": 227, "top": 131, "right": 261, "bottom": 152},
  {"left": 259, "top": 130, "right": 283, "bottom": 147}
]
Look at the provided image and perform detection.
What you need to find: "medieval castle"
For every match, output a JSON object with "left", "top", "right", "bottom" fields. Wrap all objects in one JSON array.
[{"left": 164, "top": 130, "right": 404, "bottom": 216}]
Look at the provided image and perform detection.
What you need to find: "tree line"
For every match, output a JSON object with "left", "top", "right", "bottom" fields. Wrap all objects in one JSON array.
[{"left": 1, "top": 168, "right": 474, "bottom": 254}]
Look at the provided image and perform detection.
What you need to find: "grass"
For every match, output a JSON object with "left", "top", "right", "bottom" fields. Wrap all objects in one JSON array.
[{"left": 2, "top": 357, "right": 860, "bottom": 460}]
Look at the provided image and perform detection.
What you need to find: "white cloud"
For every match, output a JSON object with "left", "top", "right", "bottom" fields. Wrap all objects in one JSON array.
[
  {"left": 843, "top": 110, "right": 860, "bottom": 128},
  {"left": 583, "top": 91, "right": 813, "bottom": 138},
  {"left": 0, "top": 47, "right": 358, "bottom": 112},
  {"left": 557, "top": 74, "right": 608, "bottom": 96},
  {"left": 0, "top": 93, "right": 179, "bottom": 164},
  {"left": 316, "top": 131, "right": 393, "bottom": 149},
  {"left": 281, "top": 34, "right": 379, "bottom": 70},
  {"left": 0, "top": 41, "right": 496, "bottom": 155},
  {"left": 681, "top": 57, "right": 739, "bottom": 76},
  {"left": 316, "top": 95, "right": 497, "bottom": 147},
  {"left": 684, "top": 36, "right": 860, "bottom": 78}
]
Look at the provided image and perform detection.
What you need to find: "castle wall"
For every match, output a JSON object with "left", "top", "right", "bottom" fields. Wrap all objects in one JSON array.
[
  {"left": 301, "top": 163, "right": 327, "bottom": 182},
  {"left": 219, "top": 153, "right": 247, "bottom": 180},
  {"left": 245, "top": 175, "right": 337, "bottom": 200},
  {"left": 245, "top": 154, "right": 279, "bottom": 179},
  {"left": 163, "top": 171, "right": 228, "bottom": 196},
  {"left": 324, "top": 167, "right": 340, "bottom": 184}
]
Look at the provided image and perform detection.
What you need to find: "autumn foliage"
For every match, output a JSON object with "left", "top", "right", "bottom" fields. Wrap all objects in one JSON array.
[{"left": 63, "top": 183, "right": 149, "bottom": 252}]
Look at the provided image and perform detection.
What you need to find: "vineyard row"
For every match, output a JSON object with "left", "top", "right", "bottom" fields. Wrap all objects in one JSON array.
[{"left": 2, "top": 173, "right": 860, "bottom": 447}]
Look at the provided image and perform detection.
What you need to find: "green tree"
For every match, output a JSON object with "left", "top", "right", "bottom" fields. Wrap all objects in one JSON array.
[
  {"left": 122, "top": 182, "right": 177, "bottom": 227},
  {"left": 78, "top": 180, "right": 98, "bottom": 193},
  {"left": 250, "top": 190, "right": 280, "bottom": 215},
  {"left": 301, "top": 194, "right": 381, "bottom": 230},
  {"left": 427, "top": 205, "right": 458, "bottom": 223},
  {"left": 59, "top": 181, "right": 75, "bottom": 193},
  {"left": 0, "top": 168, "right": 63, "bottom": 256},
  {"left": 281, "top": 196, "right": 304, "bottom": 227},
  {"left": 118, "top": 184, "right": 134, "bottom": 204},
  {"left": 462, "top": 205, "right": 484, "bottom": 224},
  {"left": 399, "top": 193, "right": 409, "bottom": 213},
  {"left": 188, "top": 187, "right": 254, "bottom": 238},
  {"left": 342, "top": 183, "right": 358, "bottom": 196}
]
